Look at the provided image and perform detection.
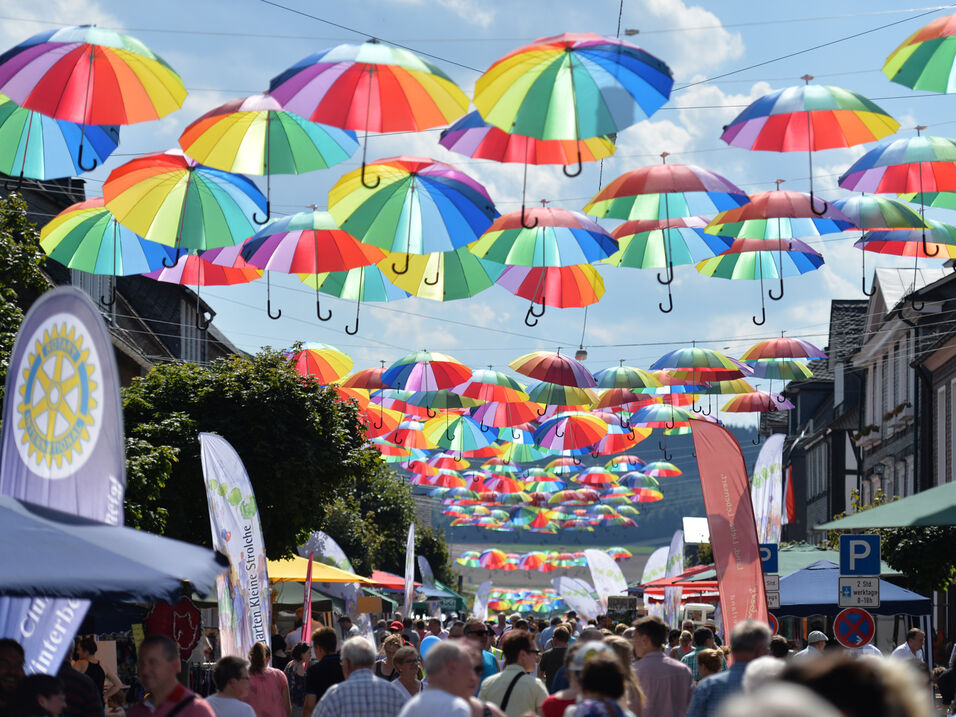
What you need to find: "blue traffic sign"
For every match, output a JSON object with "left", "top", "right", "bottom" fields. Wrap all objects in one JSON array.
[
  {"left": 759, "top": 543, "right": 778, "bottom": 574},
  {"left": 840, "top": 534, "right": 880, "bottom": 576},
  {"left": 834, "top": 607, "right": 876, "bottom": 648}
]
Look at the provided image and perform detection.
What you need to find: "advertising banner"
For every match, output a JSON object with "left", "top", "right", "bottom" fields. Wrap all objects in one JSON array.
[
  {"left": 641, "top": 547, "right": 668, "bottom": 584},
  {"left": 299, "top": 531, "right": 372, "bottom": 641},
  {"left": 403, "top": 524, "right": 415, "bottom": 616},
  {"left": 552, "top": 577, "right": 600, "bottom": 621},
  {"left": 751, "top": 434, "right": 785, "bottom": 543},
  {"left": 584, "top": 549, "right": 628, "bottom": 612},
  {"left": 472, "top": 580, "right": 492, "bottom": 621}
]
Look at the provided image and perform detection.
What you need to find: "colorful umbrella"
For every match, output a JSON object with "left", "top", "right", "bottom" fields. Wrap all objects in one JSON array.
[
  {"left": 453, "top": 369, "right": 528, "bottom": 403},
  {"left": 423, "top": 413, "right": 498, "bottom": 452},
  {"left": 329, "top": 155, "right": 498, "bottom": 276},
  {"left": 378, "top": 245, "right": 505, "bottom": 301},
  {"left": 745, "top": 359, "right": 814, "bottom": 381},
  {"left": 427, "top": 453, "right": 470, "bottom": 471},
  {"left": 740, "top": 336, "right": 828, "bottom": 361},
  {"left": 478, "top": 549, "right": 509, "bottom": 570},
  {"left": 573, "top": 466, "right": 618, "bottom": 486},
  {"left": 342, "top": 366, "right": 388, "bottom": 391},
  {"left": 604, "top": 216, "right": 732, "bottom": 270},
  {"left": 526, "top": 381, "right": 597, "bottom": 409},
  {"left": 855, "top": 221, "right": 956, "bottom": 259},
  {"left": 883, "top": 14, "right": 956, "bottom": 93},
  {"left": 456, "top": 551, "right": 482, "bottom": 567},
  {"left": 470, "top": 401, "right": 543, "bottom": 430},
  {"left": 383, "top": 351, "right": 472, "bottom": 391},
  {"left": 0, "top": 94, "right": 118, "bottom": 182},
  {"left": 593, "top": 365, "right": 662, "bottom": 392},
  {"left": 0, "top": 25, "right": 185, "bottom": 169},
  {"left": 510, "top": 351, "right": 597, "bottom": 388},
  {"left": 640, "top": 462, "right": 681, "bottom": 478},
  {"left": 534, "top": 411, "right": 609, "bottom": 451},
  {"left": 608, "top": 547, "right": 633, "bottom": 561},
  {"left": 473, "top": 33, "right": 672, "bottom": 149},
  {"left": 721, "top": 78, "right": 899, "bottom": 210},
  {"left": 39, "top": 197, "right": 177, "bottom": 306},
  {"left": 495, "top": 263, "right": 606, "bottom": 316},
  {"left": 722, "top": 391, "right": 794, "bottom": 412},
  {"left": 606, "top": 455, "right": 646, "bottom": 472},
  {"left": 299, "top": 265, "right": 410, "bottom": 335},
  {"left": 386, "top": 420, "right": 435, "bottom": 450},
  {"left": 360, "top": 406, "right": 403, "bottom": 439},
  {"left": 285, "top": 342, "right": 353, "bottom": 383},
  {"left": 269, "top": 39, "right": 469, "bottom": 184},
  {"left": 546, "top": 457, "right": 586, "bottom": 475},
  {"left": 650, "top": 346, "right": 745, "bottom": 382}
]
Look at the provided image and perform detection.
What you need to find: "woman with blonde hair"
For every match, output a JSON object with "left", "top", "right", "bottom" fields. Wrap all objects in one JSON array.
[
  {"left": 243, "top": 642, "right": 290, "bottom": 717},
  {"left": 604, "top": 636, "right": 645, "bottom": 716},
  {"left": 375, "top": 634, "right": 404, "bottom": 681}
]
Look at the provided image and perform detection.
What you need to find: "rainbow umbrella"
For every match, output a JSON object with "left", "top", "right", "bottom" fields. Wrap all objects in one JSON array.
[
  {"left": 433, "top": 487, "right": 479, "bottom": 502},
  {"left": 511, "top": 351, "right": 597, "bottom": 388},
  {"left": 269, "top": 39, "right": 469, "bottom": 183},
  {"left": 429, "top": 470, "right": 467, "bottom": 488},
  {"left": 482, "top": 458, "right": 521, "bottom": 474},
  {"left": 641, "top": 462, "right": 681, "bottom": 478},
  {"left": 573, "top": 466, "right": 618, "bottom": 486},
  {"left": 342, "top": 366, "right": 388, "bottom": 390},
  {"left": 561, "top": 518, "right": 595, "bottom": 532},
  {"left": 405, "top": 460, "right": 441, "bottom": 477},
  {"left": 285, "top": 342, "right": 353, "bottom": 383},
  {"left": 427, "top": 453, "right": 470, "bottom": 471},
  {"left": 521, "top": 467, "right": 560, "bottom": 482},
  {"left": 594, "top": 388, "right": 655, "bottom": 411},
  {"left": 630, "top": 404, "right": 693, "bottom": 428},
  {"left": 473, "top": 33, "right": 672, "bottom": 148},
  {"left": 517, "top": 552, "right": 550, "bottom": 570},
  {"left": 883, "top": 14, "right": 956, "bottom": 92},
  {"left": 383, "top": 351, "right": 472, "bottom": 391},
  {"left": 299, "top": 265, "right": 409, "bottom": 335},
  {"left": 605, "top": 216, "right": 732, "bottom": 270},
  {"left": 239, "top": 210, "right": 385, "bottom": 320},
  {"left": 453, "top": 369, "right": 529, "bottom": 403},
  {"left": 423, "top": 413, "right": 498, "bottom": 452},
  {"left": 627, "top": 472, "right": 662, "bottom": 492},
  {"left": 526, "top": 381, "right": 597, "bottom": 409},
  {"left": 360, "top": 406, "right": 403, "bottom": 439},
  {"left": 606, "top": 455, "right": 646, "bottom": 472},
  {"left": 616, "top": 505, "right": 641, "bottom": 520},
  {"left": 608, "top": 547, "right": 633, "bottom": 561},
  {"left": 39, "top": 197, "right": 177, "bottom": 306},
  {"left": 0, "top": 25, "right": 185, "bottom": 169},
  {"left": 332, "top": 386, "right": 370, "bottom": 410},
  {"left": 855, "top": 224, "right": 956, "bottom": 259},
  {"left": 387, "top": 420, "right": 435, "bottom": 450},
  {"left": 495, "top": 426, "right": 550, "bottom": 463},
  {"left": 496, "top": 263, "right": 605, "bottom": 315},
  {"left": 103, "top": 150, "right": 267, "bottom": 257},
  {"left": 455, "top": 551, "right": 481, "bottom": 567},
  {"left": 740, "top": 336, "right": 828, "bottom": 361},
  {"left": 650, "top": 346, "right": 745, "bottom": 382},
  {"left": 478, "top": 549, "right": 509, "bottom": 570},
  {"left": 745, "top": 359, "right": 814, "bottom": 381},
  {"left": 403, "top": 389, "right": 482, "bottom": 412},
  {"left": 589, "top": 413, "right": 652, "bottom": 455},
  {"left": 483, "top": 475, "right": 525, "bottom": 495},
  {"left": 721, "top": 79, "right": 899, "bottom": 210},
  {"left": 471, "top": 401, "right": 543, "bottom": 430},
  {"left": 378, "top": 245, "right": 505, "bottom": 301},
  {"left": 722, "top": 391, "right": 794, "bottom": 412},
  {"left": 524, "top": 480, "right": 566, "bottom": 494},
  {"left": 593, "top": 365, "right": 662, "bottom": 392},
  {"left": 329, "top": 156, "right": 498, "bottom": 275},
  {"left": 546, "top": 457, "right": 586, "bottom": 475},
  {"left": 0, "top": 94, "right": 118, "bottom": 181},
  {"left": 534, "top": 411, "right": 609, "bottom": 452}
]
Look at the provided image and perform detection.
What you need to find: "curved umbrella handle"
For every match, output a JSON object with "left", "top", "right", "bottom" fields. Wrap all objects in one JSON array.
[
  {"left": 392, "top": 252, "right": 411, "bottom": 275},
  {"left": 572, "top": 457, "right": 582, "bottom": 466},
  {"left": 910, "top": 298, "right": 926, "bottom": 313},
  {"left": 922, "top": 230, "right": 940, "bottom": 258},
  {"left": 360, "top": 162, "right": 381, "bottom": 189},
  {"left": 423, "top": 265, "right": 440, "bottom": 286},
  {"left": 371, "top": 410, "right": 384, "bottom": 430},
  {"left": 752, "top": 435, "right": 762, "bottom": 445},
  {"left": 701, "top": 402, "right": 712, "bottom": 416},
  {"left": 809, "top": 192, "right": 828, "bottom": 217},
  {"left": 394, "top": 432, "right": 405, "bottom": 445},
  {"left": 252, "top": 200, "right": 270, "bottom": 226},
  {"left": 862, "top": 276, "right": 876, "bottom": 297},
  {"left": 196, "top": 308, "right": 211, "bottom": 332},
  {"left": 77, "top": 143, "right": 98, "bottom": 172},
  {"left": 768, "top": 276, "right": 785, "bottom": 301},
  {"left": 659, "top": 286, "right": 674, "bottom": 314},
  {"left": 656, "top": 261, "right": 675, "bottom": 286},
  {"left": 625, "top": 428, "right": 636, "bottom": 441},
  {"left": 267, "top": 299, "right": 282, "bottom": 320},
  {"left": 662, "top": 447, "right": 673, "bottom": 461},
  {"left": 554, "top": 425, "right": 565, "bottom": 438},
  {"left": 100, "top": 277, "right": 116, "bottom": 307},
  {"left": 316, "top": 297, "right": 332, "bottom": 321},
  {"left": 445, "top": 426, "right": 457, "bottom": 443},
  {"left": 562, "top": 147, "right": 583, "bottom": 178},
  {"left": 536, "top": 405, "right": 547, "bottom": 417},
  {"left": 520, "top": 205, "right": 539, "bottom": 229},
  {"left": 162, "top": 248, "right": 181, "bottom": 269},
  {"left": 524, "top": 304, "right": 540, "bottom": 327},
  {"left": 511, "top": 429, "right": 522, "bottom": 440},
  {"left": 480, "top": 422, "right": 490, "bottom": 433},
  {"left": 752, "top": 306, "right": 766, "bottom": 326},
  {"left": 426, "top": 407, "right": 437, "bottom": 419},
  {"left": 345, "top": 314, "right": 360, "bottom": 334}
]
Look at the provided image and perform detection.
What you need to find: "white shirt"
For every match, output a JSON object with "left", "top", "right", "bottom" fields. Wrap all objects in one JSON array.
[
  {"left": 392, "top": 679, "right": 423, "bottom": 703},
  {"left": 397, "top": 688, "right": 471, "bottom": 717},
  {"left": 205, "top": 695, "right": 256, "bottom": 717},
  {"left": 845, "top": 644, "right": 883, "bottom": 658},
  {"left": 793, "top": 645, "right": 825, "bottom": 660},
  {"left": 891, "top": 642, "right": 924, "bottom": 661}
]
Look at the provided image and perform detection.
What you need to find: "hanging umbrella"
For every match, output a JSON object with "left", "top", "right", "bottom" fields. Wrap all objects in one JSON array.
[
  {"left": 0, "top": 25, "right": 186, "bottom": 170},
  {"left": 383, "top": 351, "right": 472, "bottom": 391},
  {"left": 440, "top": 110, "right": 615, "bottom": 221},
  {"left": 517, "top": 552, "right": 550, "bottom": 570},
  {"left": 40, "top": 197, "right": 177, "bottom": 306},
  {"left": 329, "top": 155, "right": 499, "bottom": 277},
  {"left": 403, "top": 389, "right": 482, "bottom": 413},
  {"left": 640, "top": 462, "right": 681, "bottom": 479},
  {"left": 510, "top": 350, "right": 597, "bottom": 388},
  {"left": 573, "top": 466, "right": 618, "bottom": 486},
  {"left": 299, "top": 264, "right": 409, "bottom": 335},
  {"left": 721, "top": 78, "right": 899, "bottom": 211},
  {"left": 378, "top": 245, "right": 504, "bottom": 301},
  {"left": 269, "top": 39, "right": 469, "bottom": 185},
  {"left": 650, "top": 346, "right": 746, "bottom": 382},
  {"left": 722, "top": 391, "right": 794, "bottom": 412},
  {"left": 533, "top": 411, "right": 609, "bottom": 451},
  {"left": 470, "top": 401, "right": 542, "bottom": 430},
  {"left": 604, "top": 216, "right": 732, "bottom": 270},
  {"left": 453, "top": 369, "right": 528, "bottom": 403},
  {"left": 745, "top": 359, "right": 814, "bottom": 381},
  {"left": 606, "top": 455, "right": 646, "bottom": 472},
  {"left": 237, "top": 210, "right": 385, "bottom": 320},
  {"left": 473, "top": 33, "right": 672, "bottom": 163},
  {"left": 883, "top": 14, "right": 956, "bottom": 92},
  {"left": 495, "top": 263, "right": 606, "bottom": 318},
  {"left": 423, "top": 413, "right": 498, "bottom": 453},
  {"left": 143, "top": 249, "right": 261, "bottom": 330},
  {"left": 589, "top": 412, "right": 652, "bottom": 455},
  {"left": 478, "top": 549, "right": 509, "bottom": 570},
  {"left": 546, "top": 457, "right": 586, "bottom": 475},
  {"left": 526, "top": 381, "right": 597, "bottom": 411},
  {"left": 854, "top": 220, "right": 956, "bottom": 259},
  {"left": 740, "top": 336, "right": 828, "bottom": 361},
  {"left": 103, "top": 150, "right": 267, "bottom": 259},
  {"left": 405, "top": 460, "right": 441, "bottom": 477},
  {"left": 360, "top": 407, "right": 403, "bottom": 439},
  {"left": 584, "top": 158, "right": 749, "bottom": 312},
  {"left": 386, "top": 420, "right": 436, "bottom": 450},
  {"left": 593, "top": 364, "right": 662, "bottom": 392},
  {"left": 496, "top": 426, "right": 550, "bottom": 463},
  {"left": 285, "top": 342, "right": 353, "bottom": 383},
  {"left": 429, "top": 470, "right": 467, "bottom": 488},
  {"left": 427, "top": 453, "right": 470, "bottom": 471},
  {"left": 456, "top": 551, "right": 481, "bottom": 567},
  {"left": 0, "top": 94, "right": 118, "bottom": 183},
  {"left": 342, "top": 366, "right": 388, "bottom": 391}
]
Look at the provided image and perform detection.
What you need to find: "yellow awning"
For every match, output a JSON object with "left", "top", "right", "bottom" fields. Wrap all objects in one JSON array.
[{"left": 267, "top": 555, "right": 374, "bottom": 584}]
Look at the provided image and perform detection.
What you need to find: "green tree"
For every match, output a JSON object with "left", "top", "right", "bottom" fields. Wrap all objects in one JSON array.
[
  {"left": 0, "top": 193, "right": 49, "bottom": 408},
  {"left": 416, "top": 525, "right": 455, "bottom": 586},
  {"left": 826, "top": 489, "right": 956, "bottom": 595}
]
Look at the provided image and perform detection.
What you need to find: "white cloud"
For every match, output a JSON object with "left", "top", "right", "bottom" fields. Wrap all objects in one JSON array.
[
  {"left": 383, "top": 0, "right": 495, "bottom": 29},
  {"left": 0, "top": 0, "right": 122, "bottom": 48}
]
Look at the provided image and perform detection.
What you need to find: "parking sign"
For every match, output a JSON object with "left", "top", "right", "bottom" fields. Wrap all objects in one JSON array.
[
  {"left": 839, "top": 535, "right": 880, "bottom": 576},
  {"left": 759, "top": 543, "right": 778, "bottom": 574}
]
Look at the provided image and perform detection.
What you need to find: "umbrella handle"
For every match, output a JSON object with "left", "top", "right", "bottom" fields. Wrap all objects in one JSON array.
[
  {"left": 345, "top": 315, "right": 360, "bottom": 334},
  {"left": 196, "top": 309, "right": 211, "bottom": 332},
  {"left": 394, "top": 433, "right": 405, "bottom": 445},
  {"left": 480, "top": 422, "right": 490, "bottom": 433},
  {"left": 701, "top": 402, "right": 712, "bottom": 416},
  {"left": 424, "top": 265, "right": 441, "bottom": 285},
  {"left": 752, "top": 306, "right": 766, "bottom": 326},
  {"left": 426, "top": 407, "right": 437, "bottom": 418},
  {"left": 910, "top": 298, "right": 926, "bottom": 313},
  {"left": 511, "top": 429, "right": 521, "bottom": 440},
  {"left": 100, "top": 277, "right": 116, "bottom": 307},
  {"left": 392, "top": 252, "right": 411, "bottom": 275},
  {"left": 809, "top": 192, "right": 827, "bottom": 217},
  {"left": 520, "top": 206, "right": 539, "bottom": 229},
  {"left": 922, "top": 231, "right": 940, "bottom": 257},
  {"left": 661, "top": 447, "right": 673, "bottom": 461},
  {"left": 371, "top": 411, "right": 384, "bottom": 430},
  {"left": 162, "top": 248, "right": 181, "bottom": 269},
  {"left": 656, "top": 261, "right": 674, "bottom": 286},
  {"left": 562, "top": 147, "right": 583, "bottom": 178},
  {"left": 753, "top": 435, "right": 762, "bottom": 445},
  {"left": 253, "top": 200, "right": 270, "bottom": 225},
  {"left": 361, "top": 162, "right": 381, "bottom": 189},
  {"left": 3, "top": 174, "right": 24, "bottom": 192},
  {"left": 524, "top": 304, "right": 540, "bottom": 327},
  {"left": 536, "top": 406, "right": 546, "bottom": 417},
  {"left": 267, "top": 299, "right": 282, "bottom": 320},
  {"left": 768, "top": 277, "right": 785, "bottom": 301},
  {"left": 316, "top": 297, "right": 332, "bottom": 321},
  {"left": 625, "top": 428, "right": 636, "bottom": 441},
  {"left": 77, "top": 143, "right": 98, "bottom": 172},
  {"left": 554, "top": 425, "right": 565, "bottom": 438},
  {"left": 658, "top": 286, "right": 674, "bottom": 314},
  {"left": 862, "top": 276, "right": 876, "bottom": 297}
]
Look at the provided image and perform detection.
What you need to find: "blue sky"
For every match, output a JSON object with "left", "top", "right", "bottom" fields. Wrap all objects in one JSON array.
[{"left": 5, "top": 1, "right": 956, "bottom": 419}]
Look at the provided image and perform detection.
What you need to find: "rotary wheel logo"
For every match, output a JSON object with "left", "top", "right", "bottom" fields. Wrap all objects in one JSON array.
[{"left": 15, "top": 318, "right": 103, "bottom": 478}]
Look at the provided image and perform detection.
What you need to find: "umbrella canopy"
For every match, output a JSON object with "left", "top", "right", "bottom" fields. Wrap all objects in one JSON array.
[
  {"left": 640, "top": 461, "right": 681, "bottom": 478},
  {"left": 650, "top": 346, "right": 744, "bottom": 382},
  {"left": 299, "top": 265, "right": 410, "bottom": 334},
  {"left": 103, "top": 150, "right": 267, "bottom": 252},
  {"left": 593, "top": 365, "right": 662, "bottom": 391},
  {"left": 740, "top": 336, "right": 828, "bottom": 361},
  {"left": 745, "top": 359, "right": 814, "bottom": 381},
  {"left": 378, "top": 245, "right": 505, "bottom": 301},
  {"left": 722, "top": 391, "right": 794, "bottom": 412},
  {"left": 606, "top": 455, "right": 646, "bottom": 472},
  {"left": 144, "top": 251, "right": 262, "bottom": 287},
  {"left": 605, "top": 216, "right": 731, "bottom": 269},
  {"left": 470, "top": 401, "right": 542, "bottom": 428},
  {"left": 286, "top": 342, "right": 353, "bottom": 383},
  {"left": 534, "top": 412, "right": 609, "bottom": 451},
  {"left": 0, "top": 94, "right": 119, "bottom": 180},
  {"left": 473, "top": 32, "right": 673, "bottom": 141},
  {"left": 423, "top": 414, "right": 498, "bottom": 452},
  {"left": 856, "top": 220, "right": 956, "bottom": 258},
  {"left": 267, "top": 554, "right": 374, "bottom": 583},
  {"left": 510, "top": 351, "right": 597, "bottom": 388},
  {"left": 383, "top": 350, "right": 472, "bottom": 391},
  {"left": 496, "top": 263, "right": 605, "bottom": 314},
  {"left": 0, "top": 25, "right": 186, "bottom": 125},
  {"left": 883, "top": 14, "right": 956, "bottom": 93},
  {"left": 0, "top": 495, "right": 226, "bottom": 602},
  {"left": 178, "top": 93, "right": 358, "bottom": 175},
  {"left": 454, "top": 369, "right": 528, "bottom": 403},
  {"left": 838, "top": 135, "right": 956, "bottom": 193}
]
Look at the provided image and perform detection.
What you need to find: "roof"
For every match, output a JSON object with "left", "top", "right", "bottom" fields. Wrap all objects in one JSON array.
[
  {"left": 828, "top": 300, "right": 868, "bottom": 367},
  {"left": 817, "top": 480, "right": 956, "bottom": 529},
  {"left": 875, "top": 267, "right": 948, "bottom": 316}
]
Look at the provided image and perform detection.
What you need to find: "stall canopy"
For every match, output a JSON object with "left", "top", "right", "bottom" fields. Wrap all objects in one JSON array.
[
  {"left": 414, "top": 580, "right": 467, "bottom": 612},
  {"left": 371, "top": 569, "right": 420, "bottom": 591},
  {"left": 267, "top": 555, "right": 375, "bottom": 583},
  {"left": 0, "top": 495, "right": 227, "bottom": 602},
  {"left": 777, "top": 560, "right": 930, "bottom": 617},
  {"left": 816, "top": 481, "right": 956, "bottom": 529}
]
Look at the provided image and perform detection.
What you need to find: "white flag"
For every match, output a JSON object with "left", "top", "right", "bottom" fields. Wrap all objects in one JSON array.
[
  {"left": 584, "top": 549, "right": 628, "bottom": 612},
  {"left": 403, "top": 524, "right": 415, "bottom": 615}
]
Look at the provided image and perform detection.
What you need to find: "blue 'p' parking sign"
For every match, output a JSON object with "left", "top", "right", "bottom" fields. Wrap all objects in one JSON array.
[{"left": 839, "top": 534, "right": 880, "bottom": 576}]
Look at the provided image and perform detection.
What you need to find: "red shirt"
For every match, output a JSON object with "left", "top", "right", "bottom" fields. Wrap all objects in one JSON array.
[
  {"left": 128, "top": 685, "right": 215, "bottom": 717},
  {"left": 541, "top": 695, "right": 576, "bottom": 717}
]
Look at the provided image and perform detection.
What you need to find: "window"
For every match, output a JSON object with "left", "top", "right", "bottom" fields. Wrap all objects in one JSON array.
[
  {"left": 808, "top": 443, "right": 828, "bottom": 498},
  {"left": 180, "top": 302, "right": 206, "bottom": 364},
  {"left": 834, "top": 363, "right": 845, "bottom": 407},
  {"left": 881, "top": 355, "right": 889, "bottom": 426},
  {"left": 70, "top": 269, "right": 114, "bottom": 320},
  {"left": 938, "top": 386, "right": 947, "bottom": 486}
]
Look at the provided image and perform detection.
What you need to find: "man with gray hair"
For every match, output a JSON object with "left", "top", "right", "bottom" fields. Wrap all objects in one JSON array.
[
  {"left": 686, "top": 619, "right": 771, "bottom": 717},
  {"left": 397, "top": 641, "right": 471, "bottom": 717},
  {"left": 315, "top": 637, "right": 405, "bottom": 717}
]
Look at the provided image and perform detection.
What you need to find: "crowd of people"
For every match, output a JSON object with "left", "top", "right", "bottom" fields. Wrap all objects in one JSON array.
[{"left": 0, "top": 612, "right": 953, "bottom": 717}]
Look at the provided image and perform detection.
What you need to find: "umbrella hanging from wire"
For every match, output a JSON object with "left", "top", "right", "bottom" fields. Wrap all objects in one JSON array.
[
  {"left": 883, "top": 14, "right": 956, "bottom": 93},
  {"left": 298, "top": 264, "right": 410, "bottom": 334}
]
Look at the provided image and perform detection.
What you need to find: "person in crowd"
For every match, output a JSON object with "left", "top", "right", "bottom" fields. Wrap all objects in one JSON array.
[
  {"left": 550, "top": 628, "right": 605, "bottom": 695},
  {"left": 14, "top": 675, "right": 66, "bottom": 717},
  {"left": 681, "top": 620, "right": 695, "bottom": 632},
  {"left": 741, "top": 655, "right": 785, "bottom": 694},
  {"left": 413, "top": 621, "right": 426, "bottom": 645},
  {"left": 285, "top": 621, "right": 303, "bottom": 657},
  {"left": 665, "top": 630, "right": 681, "bottom": 659},
  {"left": 374, "top": 621, "right": 389, "bottom": 648},
  {"left": 492, "top": 615, "right": 507, "bottom": 640},
  {"left": 73, "top": 638, "right": 122, "bottom": 706},
  {"left": 631, "top": 616, "right": 693, "bottom": 717},
  {"left": 769, "top": 635, "right": 791, "bottom": 659},
  {"left": 463, "top": 621, "right": 499, "bottom": 686},
  {"left": 205, "top": 656, "right": 255, "bottom": 717},
  {"left": 271, "top": 626, "right": 288, "bottom": 671},
  {"left": 685, "top": 619, "right": 771, "bottom": 717},
  {"left": 672, "top": 631, "right": 693, "bottom": 660},
  {"left": 450, "top": 644, "right": 505, "bottom": 717},
  {"left": 128, "top": 635, "right": 215, "bottom": 717},
  {"left": 781, "top": 652, "right": 934, "bottom": 717},
  {"left": 717, "top": 683, "right": 842, "bottom": 717},
  {"left": 314, "top": 637, "right": 404, "bottom": 717},
  {"left": 397, "top": 642, "right": 472, "bottom": 717},
  {"left": 936, "top": 650, "right": 955, "bottom": 711},
  {"left": 538, "top": 627, "right": 570, "bottom": 692},
  {"left": 401, "top": 620, "right": 420, "bottom": 649},
  {"left": 695, "top": 649, "right": 723, "bottom": 681},
  {"left": 680, "top": 627, "right": 721, "bottom": 682},
  {"left": 793, "top": 631, "right": 828, "bottom": 660},
  {"left": 375, "top": 636, "right": 403, "bottom": 682},
  {"left": 540, "top": 618, "right": 561, "bottom": 651},
  {"left": 283, "top": 644, "right": 310, "bottom": 717},
  {"left": 891, "top": 628, "right": 926, "bottom": 661},
  {"left": 336, "top": 617, "right": 358, "bottom": 643},
  {"left": 243, "top": 643, "right": 289, "bottom": 717},
  {"left": 426, "top": 619, "right": 447, "bottom": 640},
  {"left": 603, "top": 636, "right": 644, "bottom": 716},
  {"left": 448, "top": 622, "right": 466, "bottom": 640},
  {"left": 477, "top": 630, "right": 547, "bottom": 717},
  {"left": 105, "top": 693, "right": 126, "bottom": 717},
  {"left": 389, "top": 647, "right": 422, "bottom": 702},
  {"left": 302, "top": 628, "right": 342, "bottom": 717},
  {"left": 541, "top": 644, "right": 583, "bottom": 717},
  {"left": 56, "top": 656, "right": 103, "bottom": 717},
  {"left": 564, "top": 654, "right": 638, "bottom": 717}
]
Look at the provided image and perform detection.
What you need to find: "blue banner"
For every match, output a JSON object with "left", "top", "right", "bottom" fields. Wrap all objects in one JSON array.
[{"left": 0, "top": 287, "right": 126, "bottom": 673}]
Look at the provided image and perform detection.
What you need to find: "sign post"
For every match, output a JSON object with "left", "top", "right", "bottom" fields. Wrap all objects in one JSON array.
[
  {"left": 839, "top": 535, "right": 881, "bottom": 608},
  {"left": 760, "top": 543, "right": 780, "bottom": 610}
]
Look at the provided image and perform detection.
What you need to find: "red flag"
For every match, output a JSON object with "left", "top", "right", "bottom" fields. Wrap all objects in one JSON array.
[
  {"left": 691, "top": 422, "right": 768, "bottom": 635},
  {"left": 301, "top": 551, "right": 314, "bottom": 642},
  {"left": 782, "top": 465, "right": 795, "bottom": 525}
]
